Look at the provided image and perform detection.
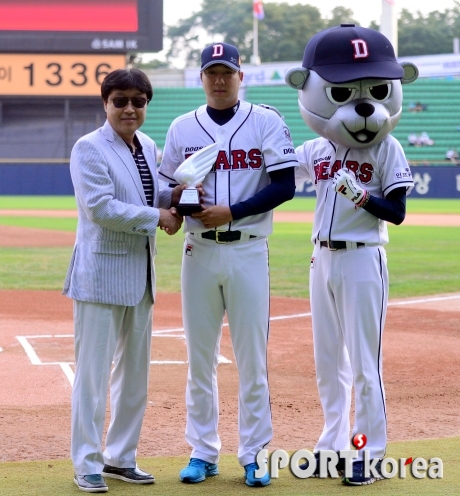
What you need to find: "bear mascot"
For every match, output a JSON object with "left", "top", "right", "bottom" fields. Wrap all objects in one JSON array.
[{"left": 285, "top": 24, "right": 418, "bottom": 485}]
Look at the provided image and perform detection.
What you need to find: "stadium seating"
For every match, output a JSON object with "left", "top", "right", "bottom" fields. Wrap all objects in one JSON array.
[
  {"left": 392, "top": 78, "right": 460, "bottom": 163},
  {"left": 142, "top": 78, "right": 460, "bottom": 165},
  {"left": 141, "top": 88, "right": 206, "bottom": 151}
]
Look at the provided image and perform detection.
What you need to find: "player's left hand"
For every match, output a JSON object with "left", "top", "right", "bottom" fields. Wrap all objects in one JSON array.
[
  {"left": 171, "top": 184, "right": 187, "bottom": 207},
  {"left": 332, "top": 169, "right": 366, "bottom": 204},
  {"left": 171, "top": 183, "right": 205, "bottom": 207},
  {"left": 191, "top": 205, "right": 233, "bottom": 228}
]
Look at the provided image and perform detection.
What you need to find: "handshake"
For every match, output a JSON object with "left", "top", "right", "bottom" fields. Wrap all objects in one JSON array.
[
  {"left": 332, "top": 169, "right": 370, "bottom": 208},
  {"left": 158, "top": 204, "right": 183, "bottom": 236}
]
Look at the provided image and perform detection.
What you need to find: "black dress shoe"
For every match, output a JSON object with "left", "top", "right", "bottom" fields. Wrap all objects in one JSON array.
[{"left": 102, "top": 465, "right": 155, "bottom": 484}]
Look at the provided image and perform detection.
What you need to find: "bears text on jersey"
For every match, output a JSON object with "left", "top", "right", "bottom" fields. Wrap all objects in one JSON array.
[
  {"left": 314, "top": 159, "right": 374, "bottom": 184},
  {"left": 185, "top": 148, "right": 263, "bottom": 170}
]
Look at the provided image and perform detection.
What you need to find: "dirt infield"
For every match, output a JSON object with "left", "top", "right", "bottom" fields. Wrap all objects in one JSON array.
[
  {"left": 0, "top": 290, "right": 459, "bottom": 463},
  {"left": 0, "top": 219, "right": 459, "bottom": 463}
]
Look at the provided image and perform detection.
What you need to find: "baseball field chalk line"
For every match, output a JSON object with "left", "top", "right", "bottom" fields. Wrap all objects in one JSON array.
[
  {"left": 388, "top": 294, "right": 460, "bottom": 306},
  {"left": 15, "top": 294, "right": 460, "bottom": 387},
  {"left": 15, "top": 332, "right": 234, "bottom": 386}
]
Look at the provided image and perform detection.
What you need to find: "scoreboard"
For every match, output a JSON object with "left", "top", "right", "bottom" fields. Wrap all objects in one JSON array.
[
  {"left": 0, "top": 0, "right": 163, "bottom": 53},
  {"left": 0, "top": 0, "right": 163, "bottom": 96}
]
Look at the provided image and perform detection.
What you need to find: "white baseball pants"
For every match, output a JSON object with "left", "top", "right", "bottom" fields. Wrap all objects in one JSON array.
[
  {"left": 310, "top": 244, "right": 388, "bottom": 460},
  {"left": 181, "top": 234, "right": 272, "bottom": 467}
]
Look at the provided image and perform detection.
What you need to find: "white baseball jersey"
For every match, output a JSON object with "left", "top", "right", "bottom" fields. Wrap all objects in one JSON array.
[
  {"left": 159, "top": 100, "right": 298, "bottom": 235},
  {"left": 295, "top": 134, "right": 414, "bottom": 245}
]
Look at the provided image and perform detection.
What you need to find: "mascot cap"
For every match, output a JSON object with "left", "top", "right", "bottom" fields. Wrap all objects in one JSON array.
[
  {"left": 302, "top": 24, "right": 404, "bottom": 83},
  {"left": 201, "top": 42, "right": 241, "bottom": 72}
]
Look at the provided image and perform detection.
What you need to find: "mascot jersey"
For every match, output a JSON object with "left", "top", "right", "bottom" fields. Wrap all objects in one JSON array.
[{"left": 295, "top": 134, "right": 413, "bottom": 245}]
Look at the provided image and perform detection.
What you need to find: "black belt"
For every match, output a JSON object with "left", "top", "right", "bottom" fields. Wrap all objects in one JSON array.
[
  {"left": 198, "top": 230, "right": 257, "bottom": 243},
  {"left": 320, "top": 240, "right": 365, "bottom": 250}
]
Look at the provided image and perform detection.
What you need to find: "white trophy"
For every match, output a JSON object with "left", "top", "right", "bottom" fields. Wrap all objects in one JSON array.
[{"left": 173, "top": 141, "right": 220, "bottom": 216}]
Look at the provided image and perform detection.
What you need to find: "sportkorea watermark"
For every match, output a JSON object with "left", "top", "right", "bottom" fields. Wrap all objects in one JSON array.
[{"left": 255, "top": 433, "right": 443, "bottom": 480}]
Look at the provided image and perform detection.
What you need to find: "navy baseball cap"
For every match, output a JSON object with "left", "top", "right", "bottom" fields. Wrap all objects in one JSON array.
[
  {"left": 200, "top": 42, "right": 241, "bottom": 72},
  {"left": 302, "top": 24, "right": 403, "bottom": 83}
]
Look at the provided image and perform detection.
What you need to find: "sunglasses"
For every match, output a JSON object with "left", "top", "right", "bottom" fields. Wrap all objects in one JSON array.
[{"left": 109, "top": 96, "right": 149, "bottom": 108}]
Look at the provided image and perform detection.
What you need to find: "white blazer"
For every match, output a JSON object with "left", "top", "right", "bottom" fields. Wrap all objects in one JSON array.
[{"left": 63, "top": 120, "right": 172, "bottom": 306}]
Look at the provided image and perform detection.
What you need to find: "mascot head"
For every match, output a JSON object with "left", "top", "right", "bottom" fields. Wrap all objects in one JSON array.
[{"left": 285, "top": 24, "right": 418, "bottom": 149}]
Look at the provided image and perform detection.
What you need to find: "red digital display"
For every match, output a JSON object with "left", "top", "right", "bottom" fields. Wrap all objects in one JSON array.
[{"left": 0, "top": 0, "right": 138, "bottom": 32}]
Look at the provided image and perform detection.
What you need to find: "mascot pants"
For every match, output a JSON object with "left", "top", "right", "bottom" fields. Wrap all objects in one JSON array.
[{"left": 310, "top": 243, "right": 388, "bottom": 461}]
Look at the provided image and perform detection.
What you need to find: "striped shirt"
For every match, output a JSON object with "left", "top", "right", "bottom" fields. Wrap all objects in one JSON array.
[{"left": 126, "top": 136, "right": 154, "bottom": 207}]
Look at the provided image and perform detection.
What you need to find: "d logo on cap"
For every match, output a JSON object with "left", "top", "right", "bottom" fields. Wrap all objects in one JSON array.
[
  {"left": 351, "top": 39, "right": 369, "bottom": 59},
  {"left": 212, "top": 44, "right": 224, "bottom": 58}
]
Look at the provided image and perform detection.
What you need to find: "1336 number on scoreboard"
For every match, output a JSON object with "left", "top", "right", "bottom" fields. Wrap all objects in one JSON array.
[{"left": 0, "top": 54, "right": 126, "bottom": 96}]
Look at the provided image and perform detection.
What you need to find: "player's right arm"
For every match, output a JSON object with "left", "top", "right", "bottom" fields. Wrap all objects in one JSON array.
[
  {"left": 228, "top": 167, "right": 296, "bottom": 220},
  {"left": 224, "top": 108, "right": 298, "bottom": 220}
]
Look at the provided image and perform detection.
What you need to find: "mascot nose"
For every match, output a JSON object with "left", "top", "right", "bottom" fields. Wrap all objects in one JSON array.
[{"left": 355, "top": 103, "right": 375, "bottom": 117}]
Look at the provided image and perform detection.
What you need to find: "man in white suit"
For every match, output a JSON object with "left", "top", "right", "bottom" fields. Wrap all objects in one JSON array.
[{"left": 63, "top": 68, "right": 183, "bottom": 493}]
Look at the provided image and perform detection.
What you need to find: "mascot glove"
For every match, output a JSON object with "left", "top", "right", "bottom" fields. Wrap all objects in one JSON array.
[{"left": 332, "top": 169, "right": 366, "bottom": 205}]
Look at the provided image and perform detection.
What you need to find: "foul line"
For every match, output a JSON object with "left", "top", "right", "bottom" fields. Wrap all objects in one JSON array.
[
  {"left": 388, "top": 294, "right": 460, "bottom": 306},
  {"left": 14, "top": 294, "right": 459, "bottom": 387}
]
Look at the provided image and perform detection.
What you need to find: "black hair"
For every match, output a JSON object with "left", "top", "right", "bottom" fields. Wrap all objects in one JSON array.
[{"left": 101, "top": 68, "right": 153, "bottom": 102}]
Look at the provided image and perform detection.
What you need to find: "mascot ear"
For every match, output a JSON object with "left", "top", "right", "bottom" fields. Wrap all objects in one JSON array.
[
  {"left": 400, "top": 62, "right": 418, "bottom": 85},
  {"left": 285, "top": 67, "right": 310, "bottom": 89}
]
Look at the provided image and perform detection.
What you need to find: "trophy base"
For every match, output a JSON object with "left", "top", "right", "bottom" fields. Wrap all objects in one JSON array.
[
  {"left": 176, "top": 204, "right": 203, "bottom": 216},
  {"left": 177, "top": 188, "right": 202, "bottom": 216}
]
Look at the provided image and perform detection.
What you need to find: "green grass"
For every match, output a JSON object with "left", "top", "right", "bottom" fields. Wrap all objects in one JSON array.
[
  {"left": 0, "top": 216, "right": 77, "bottom": 231},
  {"left": 276, "top": 197, "right": 317, "bottom": 212},
  {"left": 0, "top": 247, "right": 73, "bottom": 290},
  {"left": 0, "top": 196, "right": 459, "bottom": 295},
  {"left": 1, "top": 195, "right": 460, "bottom": 214},
  {"left": 1, "top": 223, "right": 459, "bottom": 298},
  {"left": 0, "top": 195, "right": 77, "bottom": 210},
  {"left": 386, "top": 225, "right": 460, "bottom": 296},
  {"left": 0, "top": 437, "right": 458, "bottom": 496},
  {"left": 405, "top": 198, "right": 460, "bottom": 214},
  {"left": 269, "top": 223, "right": 310, "bottom": 298}
]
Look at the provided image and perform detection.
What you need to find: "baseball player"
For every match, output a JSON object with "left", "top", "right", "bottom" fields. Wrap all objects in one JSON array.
[
  {"left": 159, "top": 42, "right": 298, "bottom": 487},
  {"left": 285, "top": 25, "right": 417, "bottom": 484}
]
